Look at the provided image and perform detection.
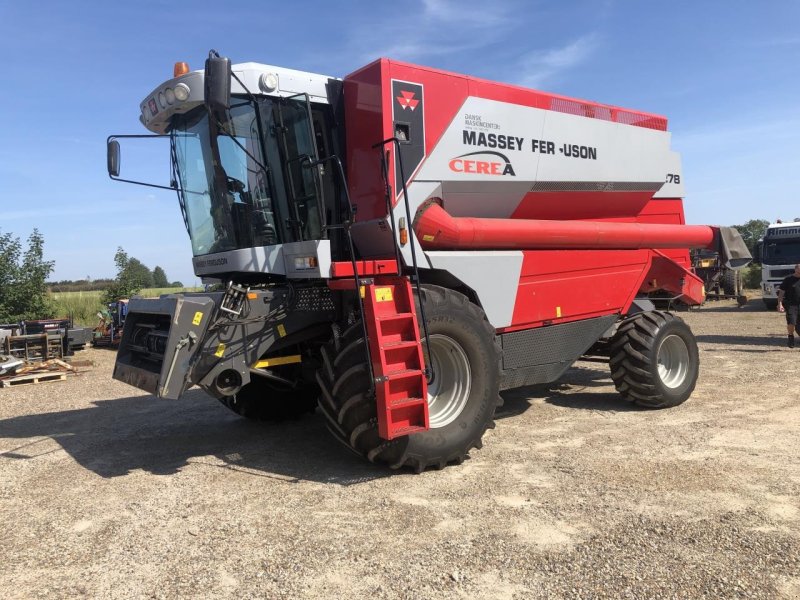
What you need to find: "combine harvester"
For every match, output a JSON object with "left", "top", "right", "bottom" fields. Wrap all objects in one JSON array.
[{"left": 106, "top": 51, "right": 749, "bottom": 471}]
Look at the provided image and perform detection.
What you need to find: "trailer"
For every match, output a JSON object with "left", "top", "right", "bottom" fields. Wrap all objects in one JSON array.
[{"left": 106, "top": 51, "right": 750, "bottom": 471}]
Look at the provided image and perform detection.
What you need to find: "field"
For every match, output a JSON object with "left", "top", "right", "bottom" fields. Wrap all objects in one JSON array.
[
  {"left": 49, "top": 288, "right": 201, "bottom": 326},
  {"left": 1, "top": 298, "right": 798, "bottom": 598}
]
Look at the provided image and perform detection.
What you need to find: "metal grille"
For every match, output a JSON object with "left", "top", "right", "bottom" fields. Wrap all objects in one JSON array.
[
  {"left": 530, "top": 181, "right": 663, "bottom": 193},
  {"left": 501, "top": 315, "right": 617, "bottom": 370},
  {"left": 771, "top": 268, "right": 795, "bottom": 278},
  {"left": 294, "top": 286, "right": 335, "bottom": 312},
  {"left": 548, "top": 98, "right": 667, "bottom": 132}
]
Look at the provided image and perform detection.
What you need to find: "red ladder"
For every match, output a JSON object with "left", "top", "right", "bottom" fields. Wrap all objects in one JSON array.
[{"left": 361, "top": 276, "right": 429, "bottom": 440}]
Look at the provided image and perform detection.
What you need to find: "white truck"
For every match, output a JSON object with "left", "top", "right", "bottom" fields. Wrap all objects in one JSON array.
[{"left": 760, "top": 221, "right": 800, "bottom": 309}]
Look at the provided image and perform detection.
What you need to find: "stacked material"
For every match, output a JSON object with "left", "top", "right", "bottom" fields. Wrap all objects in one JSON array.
[{"left": 0, "top": 357, "right": 77, "bottom": 387}]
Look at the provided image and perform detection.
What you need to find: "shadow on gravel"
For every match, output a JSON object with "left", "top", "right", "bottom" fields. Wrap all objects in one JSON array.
[
  {"left": 693, "top": 300, "right": 765, "bottom": 313},
  {"left": 497, "top": 364, "right": 638, "bottom": 417},
  {"left": 696, "top": 334, "right": 784, "bottom": 347},
  {"left": 0, "top": 389, "right": 389, "bottom": 485}
]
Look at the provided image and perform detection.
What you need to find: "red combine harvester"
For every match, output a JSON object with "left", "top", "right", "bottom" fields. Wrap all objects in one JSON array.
[{"left": 107, "top": 52, "right": 749, "bottom": 471}]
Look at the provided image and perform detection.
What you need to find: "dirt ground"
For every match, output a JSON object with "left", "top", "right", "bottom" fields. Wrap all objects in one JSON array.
[{"left": 1, "top": 297, "right": 798, "bottom": 599}]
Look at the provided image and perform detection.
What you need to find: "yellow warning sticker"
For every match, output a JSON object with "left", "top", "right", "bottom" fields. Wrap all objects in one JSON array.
[
  {"left": 422, "top": 234, "right": 435, "bottom": 242},
  {"left": 214, "top": 343, "right": 226, "bottom": 357},
  {"left": 360, "top": 286, "right": 366, "bottom": 298},
  {"left": 192, "top": 311, "right": 203, "bottom": 325},
  {"left": 277, "top": 324, "right": 287, "bottom": 337},
  {"left": 375, "top": 287, "right": 394, "bottom": 302}
]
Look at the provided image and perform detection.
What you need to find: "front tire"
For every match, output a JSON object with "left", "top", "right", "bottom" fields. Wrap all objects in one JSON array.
[
  {"left": 317, "top": 285, "right": 502, "bottom": 471},
  {"left": 609, "top": 311, "right": 699, "bottom": 408}
]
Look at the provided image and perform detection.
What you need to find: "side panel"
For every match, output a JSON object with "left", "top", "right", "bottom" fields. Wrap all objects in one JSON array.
[
  {"left": 500, "top": 315, "right": 618, "bottom": 390},
  {"left": 508, "top": 249, "right": 652, "bottom": 330},
  {"left": 344, "top": 60, "right": 387, "bottom": 222}
]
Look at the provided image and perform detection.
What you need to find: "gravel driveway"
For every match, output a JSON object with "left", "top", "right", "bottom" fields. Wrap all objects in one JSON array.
[{"left": 1, "top": 298, "right": 798, "bottom": 599}]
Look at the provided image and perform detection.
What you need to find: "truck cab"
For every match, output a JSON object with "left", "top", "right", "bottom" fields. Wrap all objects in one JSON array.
[{"left": 759, "top": 221, "right": 800, "bottom": 309}]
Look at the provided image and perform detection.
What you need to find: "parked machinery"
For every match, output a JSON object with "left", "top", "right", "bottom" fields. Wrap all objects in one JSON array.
[
  {"left": 692, "top": 249, "right": 747, "bottom": 306},
  {"left": 92, "top": 300, "right": 128, "bottom": 348},
  {"left": 106, "top": 52, "right": 750, "bottom": 470}
]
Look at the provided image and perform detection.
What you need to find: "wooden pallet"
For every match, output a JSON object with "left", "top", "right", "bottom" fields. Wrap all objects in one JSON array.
[{"left": 0, "top": 372, "right": 67, "bottom": 387}]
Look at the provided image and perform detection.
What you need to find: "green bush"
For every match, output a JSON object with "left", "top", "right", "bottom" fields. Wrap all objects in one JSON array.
[{"left": 742, "top": 264, "right": 762, "bottom": 290}]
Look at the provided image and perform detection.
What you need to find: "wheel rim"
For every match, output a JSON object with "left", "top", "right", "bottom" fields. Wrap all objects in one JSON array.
[
  {"left": 657, "top": 334, "right": 689, "bottom": 389},
  {"left": 424, "top": 334, "right": 472, "bottom": 428}
]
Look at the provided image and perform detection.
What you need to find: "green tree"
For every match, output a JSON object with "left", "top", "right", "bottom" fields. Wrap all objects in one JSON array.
[
  {"left": 103, "top": 247, "right": 142, "bottom": 304},
  {"left": 732, "top": 219, "right": 769, "bottom": 257},
  {"left": 152, "top": 265, "right": 170, "bottom": 287},
  {"left": 125, "top": 257, "right": 154, "bottom": 288},
  {"left": 0, "top": 229, "right": 54, "bottom": 321}
]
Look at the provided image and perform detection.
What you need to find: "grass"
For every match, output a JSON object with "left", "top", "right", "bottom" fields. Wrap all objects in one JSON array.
[{"left": 49, "top": 287, "right": 202, "bottom": 326}]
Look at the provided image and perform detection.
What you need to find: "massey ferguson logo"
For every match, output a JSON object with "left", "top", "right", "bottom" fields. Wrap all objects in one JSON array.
[
  {"left": 448, "top": 151, "right": 516, "bottom": 176},
  {"left": 396, "top": 90, "right": 420, "bottom": 111}
]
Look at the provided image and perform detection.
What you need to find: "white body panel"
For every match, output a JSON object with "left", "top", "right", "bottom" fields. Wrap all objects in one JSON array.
[{"left": 140, "top": 62, "right": 337, "bottom": 134}]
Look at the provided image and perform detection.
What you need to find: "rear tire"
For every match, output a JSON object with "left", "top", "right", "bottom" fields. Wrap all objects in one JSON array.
[
  {"left": 609, "top": 311, "right": 699, "bottom": 408},
  {"left": 722, "top": 269, "right": 737, "bottom": 296},
  {"left": 218, "top": 374, "right": 318, "bottom": 421},
  {"left": 317, "top": 285, "right": 502, "bottom": 471}
]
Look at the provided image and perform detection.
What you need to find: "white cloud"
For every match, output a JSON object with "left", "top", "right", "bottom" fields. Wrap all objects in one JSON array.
[
  {"left": 420, "top": 0, "right": 508, "bottom": 26},
  {"left": 516, "top": 34, "right": 600, "bottom": 89},
  {"left": 675, "top": 114, "right": 800, "bottom": 152},
  {"left": 346, "top": 0, "right": 516, "bottom": 65}
]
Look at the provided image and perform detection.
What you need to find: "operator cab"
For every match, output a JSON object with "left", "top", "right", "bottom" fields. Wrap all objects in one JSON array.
[{"left": 108, "top": 57, "right": 346, "bottom": 283}]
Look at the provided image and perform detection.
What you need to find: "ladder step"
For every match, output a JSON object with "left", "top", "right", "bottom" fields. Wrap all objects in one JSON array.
[
  {"left": 387, "top": 425, "right": 427, "bottom": 437},
  {"left": 376, "top": 313, "right": 414, "bottom": 322},
  {"left": 388, "top": 396, "right": 427, "bottom": 409},
  {"left": 381, "top": 368, "right": 425, "bottom": 380},
  {"left": 381, "top": 340, "right": 420, "bottom": 350}
]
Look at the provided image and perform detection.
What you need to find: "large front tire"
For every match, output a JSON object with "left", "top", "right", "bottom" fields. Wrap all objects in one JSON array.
[
  {"left": 609, "top": 311, "right": 699, "bottom": 408},
  {"left": 317, "top": 285, "right": 502, "bottom": 471}
]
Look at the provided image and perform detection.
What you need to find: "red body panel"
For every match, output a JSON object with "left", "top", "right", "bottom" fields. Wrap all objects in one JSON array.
[{"left": 342, "top": 59, "right": 707, "bottom": 332}]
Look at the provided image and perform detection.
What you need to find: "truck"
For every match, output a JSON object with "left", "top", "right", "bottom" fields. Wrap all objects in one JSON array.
[
  {"left": 759, "top": 221, "right": 800, "bottom": 310},
  {"left": 106, "top": 51, "right": 750, "bottom": 471}
]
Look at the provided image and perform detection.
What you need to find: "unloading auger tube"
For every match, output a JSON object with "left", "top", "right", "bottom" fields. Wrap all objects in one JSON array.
[{"left": 413, "top": 200, "right": 745, "bottom": 257}]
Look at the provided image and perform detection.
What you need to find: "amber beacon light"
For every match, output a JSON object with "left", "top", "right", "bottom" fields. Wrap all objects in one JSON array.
[{"left": 173, "top": 62, "right": 190, "bottom": 77}]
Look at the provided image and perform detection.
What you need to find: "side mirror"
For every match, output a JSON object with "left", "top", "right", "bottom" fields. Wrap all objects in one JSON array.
[
  {"left": 204, "top": 53, "right": 231, "bottom": 119},
  {"left": 107, "top": 139, "right": 120, "bottom": 177},
  {"left": 754, "top": 242, "right": 762, "bottom": 264}
]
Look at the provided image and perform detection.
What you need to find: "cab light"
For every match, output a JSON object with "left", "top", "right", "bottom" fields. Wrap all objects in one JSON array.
[
  {"left": 259, "top": 72, "right": 279, "bottom": 93},
  {"left": 165, "top": 88, "right": 175, "bottom": 105},
  {"left": 293, "top": 256, "right": 318, "bottom": 270},
  {"left": 174, "top": 62, "right": 190, "bottom": 77},
  {"left": 174, "top": 83, "right": 190, "bottom": 101},
  {"left": 399, "top": 216, "right": 408, "bottom": 246}
]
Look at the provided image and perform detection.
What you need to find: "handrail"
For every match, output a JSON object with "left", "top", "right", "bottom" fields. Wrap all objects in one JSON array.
[
  {"left": 307, "top": 154, "right": 376, "bottom": 392},
  {"left": 371, "top": 137, "right": 434, "bottom": 380}
]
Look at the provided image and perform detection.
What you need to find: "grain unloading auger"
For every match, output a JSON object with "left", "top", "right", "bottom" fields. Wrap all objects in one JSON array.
[{"left": 106, "top": 51, "right": 749, "bottom": 471}]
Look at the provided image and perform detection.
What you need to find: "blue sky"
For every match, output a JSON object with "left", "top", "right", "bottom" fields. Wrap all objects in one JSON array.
[{"left": 1, "top": 1, "right": 798, "bottom": 286}]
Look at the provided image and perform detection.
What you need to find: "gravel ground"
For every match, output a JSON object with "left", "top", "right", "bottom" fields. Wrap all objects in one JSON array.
[{"left": 1, "top": 297, "right": 798, "bottom": 599}]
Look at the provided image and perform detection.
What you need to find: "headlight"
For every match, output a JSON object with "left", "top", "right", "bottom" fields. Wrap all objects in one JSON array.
[{"left": 174, "top": 83, "right": 190, "bottom": 101}]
